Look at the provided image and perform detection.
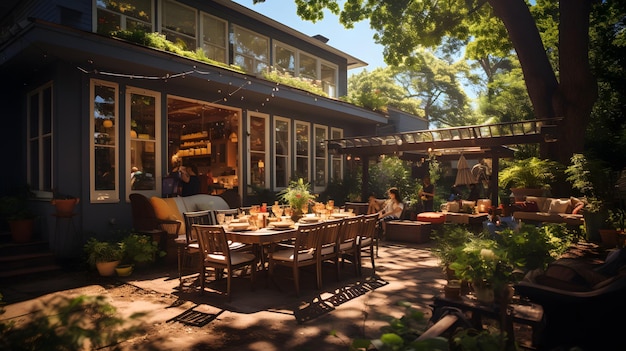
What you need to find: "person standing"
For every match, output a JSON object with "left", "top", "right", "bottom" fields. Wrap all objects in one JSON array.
[
  {"left": 419, "top": 176, "right": 435, "bottom": 212},
  {"left": 180, "top": 163, "right": 200, "bottom": 197}
]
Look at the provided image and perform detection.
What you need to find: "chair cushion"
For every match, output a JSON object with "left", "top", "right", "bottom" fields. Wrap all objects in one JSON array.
[
  {"left": 150, "top": 196, "right": 178, "bottom": 220},
  {"left": 272, "top": 249, "right": 314, "bottom": 261},
  {"left": 548, "top": 199, "right": 571, "bottom": 214},
  {"left": 206, "top": 251, "right": 255, "bottom": 265},
  {"left": 417, "top": 212, "right": 446, "bottom": 224}
]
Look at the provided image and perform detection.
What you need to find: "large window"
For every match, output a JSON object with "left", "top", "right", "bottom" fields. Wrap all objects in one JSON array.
[
  {"left": 201, "top": 13, "right": 227, "bottom": 64},
  {"left": 161, "top": 0, "right": 197, "bottom": 50},
  {"left": 232, "top": 26, "right": 269, "bottom": 75},
  {"left": 313, "top": 124, "right": 328, "bottom": 191},
  {"left": 27, "top": 82, "right": 53, "bottom": 195},
  {"left": 295, "top": 121, "right": 310, "bottom": 182},
  {"left": 274, "top": 117, "right": 291, "bottom": 189},
  {"left": 330, "top": 128, "right": 343, "bottom": 181},
  {"left": 95, "top": 0, "right": 152, "bottom": 34},
  {"left": 126, "top": 87, "right": 161, "bottom": 197},
  {"left": 274, "top": 42, "right": 338, "bottom": 98},
  {"left": 249, "top": 113, "right": 268, "bottom": 191},
  {"left": 90, "top": 79, "right": 119, "bottom": 202}
]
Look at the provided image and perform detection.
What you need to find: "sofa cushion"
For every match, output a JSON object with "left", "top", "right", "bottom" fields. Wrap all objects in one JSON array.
[
  {"left": 526, "top": 196, "right": 549, "bottom": 213},
  {"left": 549, "top": 199, "right": 571, "bottom": 214},
  {"left": 150, "top": 196, "right": 179, "bottom": 221},
  {"left": 570, "top": 197, "right": 584, "bottom": 214},
  {"left": 572, "top": 203, "right": 585, "bottom": 214}
]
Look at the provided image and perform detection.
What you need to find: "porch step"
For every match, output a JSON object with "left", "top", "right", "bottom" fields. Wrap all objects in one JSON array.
[{"left": 0, "top": 234, "right": 64, "bottom": 281}]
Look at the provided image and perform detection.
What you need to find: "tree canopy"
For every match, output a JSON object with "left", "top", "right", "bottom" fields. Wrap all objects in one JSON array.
[{"left": 252, "top": 0, "right": 622, "bottom": 165}]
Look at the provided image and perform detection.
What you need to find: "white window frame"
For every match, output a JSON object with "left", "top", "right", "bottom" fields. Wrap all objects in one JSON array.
[
  {"left": 247, "top": 112, "right": 269, "bottom": 193},
  {"left": 26, "top": 81, "right": 54, "bottom": 197},
  {"left": 232, "top": 25, "right": 269, "bottom": 75},
  {"left": 273, "top": 41, "right": 297, "bottom": 77},
  {"left": 294, "top": 120, "right": 310, "bottom": 183},
  {"left": 313, "top": 124, "right": 328, "bottom": 193},
  {"left": 273, "top": 116, "right": 291, "bottom": 190},
  {"left": 90, "top": 79, "right": 120, "bottom": 203},
  {"left": 321, "top": 61, "right": 338, "bottom": 98},
  {"left": 125, "top": 86, "right": 162, "bottom": 200},
  {"left": 93, "top": 0, "right": 154, "bottom": 33},
  {"left": 330, "top": 127, "right": 344, "bottom": 181},
  {"left": 160, "top": 0, "right": 197, "bottom": 50},
  {"left": 200, "top": 13, "right": 228, "bottom": 64}
]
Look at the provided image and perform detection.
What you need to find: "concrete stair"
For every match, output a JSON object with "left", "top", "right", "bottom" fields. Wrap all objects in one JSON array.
[{"left": 0, "top": 232, "right": 64, "bottom": 280}]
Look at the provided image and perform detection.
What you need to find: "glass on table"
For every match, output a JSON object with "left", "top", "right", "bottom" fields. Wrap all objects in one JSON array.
[
  {"left": 224, "top": 215, "right": 234, "bottom": 226},
  {"left": 216, "top": 213, "right": 226, "bottom": 225}
]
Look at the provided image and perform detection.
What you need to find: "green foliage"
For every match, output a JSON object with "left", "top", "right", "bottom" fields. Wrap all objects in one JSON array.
[
  {"left": 565, "top": 153, "right": 613, "bottom": 213},
  {"left": 452, "top": 327, "right": 508, "bottom": 351},
  {"left": 262, "top": 69, "right": 328, "bottom": 97},
  {"left": 368, "top": 156, "right": 413, "bottom": 199},
  {"left": 83, "top": 237, "right": 123, "bottom": 265},
  {"left": 120, "top": 232, "right": 165, "bottom": 264},
  {"left": 0, "top": 195, "right": 36, "bottom": 221},
  {"left": 448, "top": 237, "right": 515, "bottom": 290},
  {"left": 431, "top": 224, "right": 474, "bottom": 267},
  {"left": 110, "top": 30, "right": 244, "bottom": 73},
  {"left": 498, "top": 157, "right": 562, "bottom": 190},
  {"left": 277, "top": 178, "right": 317, "bottom": 209},
  {"left": 498, "top": 223, "right": 572, "bottom": 272},
  {"left": 0, "top": 295, "right": 147, "bottom": 350}
]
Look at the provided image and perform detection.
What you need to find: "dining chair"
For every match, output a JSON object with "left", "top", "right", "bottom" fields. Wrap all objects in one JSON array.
[
  {"left": 180, "top": 210, "right": 213, "bottom": 283},
  {"left": 358, "top": 213, "right": 379, "bottom": 276},
  {"left": 336, "top": 215, "right": 363, "bottom": 277},
  {"left": 267, "top": 221, "right": 324, "bottom": 296},
  {"left": 193, "top": 224, "right": 257, "bottom": 301},
  {"left": 317, "top": 218, "right": 343, "bottom": 288}
]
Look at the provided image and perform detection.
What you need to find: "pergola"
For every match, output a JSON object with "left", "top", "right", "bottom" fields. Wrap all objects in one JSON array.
[{"left": 328, "top": 118, "right": 561, "bottom": 206}]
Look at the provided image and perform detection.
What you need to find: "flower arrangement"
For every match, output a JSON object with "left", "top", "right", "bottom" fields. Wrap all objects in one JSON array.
[{"left": 277, "top": 178, "right": 317, "bottom": 211}]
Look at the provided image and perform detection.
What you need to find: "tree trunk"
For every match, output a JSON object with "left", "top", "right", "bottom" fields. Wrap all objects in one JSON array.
[{"left": 489, "top": 0, "right": 597, "bottom": 165}]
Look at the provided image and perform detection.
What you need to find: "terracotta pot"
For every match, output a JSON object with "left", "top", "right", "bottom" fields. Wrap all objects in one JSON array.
[
  {"left": 52, "top": 198, "right": 79, "bottom": 217},
  {"left": 96, "top": 260, "right": 120, "bottom": 276}
]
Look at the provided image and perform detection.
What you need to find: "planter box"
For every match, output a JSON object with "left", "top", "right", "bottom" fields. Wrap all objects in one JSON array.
[{"left": 385, "top": 220, "right": 432, "bottom": 243}]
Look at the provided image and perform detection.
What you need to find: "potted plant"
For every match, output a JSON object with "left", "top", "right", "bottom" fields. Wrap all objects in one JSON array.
[
  {"left": 277, "top": 178, "right": 317, "bottom": 221},
  {"left": 448, "top": 238, "right": 515, "bottom": 304},
  {"left": 119, "top": 232, "right": 165, "bottom": 270},
  {"left": 84, "top": 237, "right": 123, "bottom": 276},
  {"left": 0, "top": 192, "right": 37, "bottom": 243},
  {"left": 499, "top": 157, "right": 562, "bottom": 199},
  {"left": 51, "top": 191, "right": 79, "bottom": 217}
]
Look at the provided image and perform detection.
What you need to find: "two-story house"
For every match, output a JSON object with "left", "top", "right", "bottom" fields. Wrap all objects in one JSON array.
[{"left": 0, "top": 0, "right": 427, "bottom": 243}]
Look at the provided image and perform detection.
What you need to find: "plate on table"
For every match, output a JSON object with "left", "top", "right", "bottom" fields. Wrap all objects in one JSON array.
[
  {"left": 228, "top": 223, "right": 251, "bottom": 231},
  {"left": 330, "top": 213, "right": 351, "bottom": 218},
  {"left": 300, "top": 217, "right": 319, "bottom": 223},
  {"left": 271, "top": 221, "right": 293, "bottom": 228}
]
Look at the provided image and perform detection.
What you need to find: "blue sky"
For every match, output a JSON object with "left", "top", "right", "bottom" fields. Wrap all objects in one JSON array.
[{"left": 232, "top": 0, "right": 387, "bottom": 76}]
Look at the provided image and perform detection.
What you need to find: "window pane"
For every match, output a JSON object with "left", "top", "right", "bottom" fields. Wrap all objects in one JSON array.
[
  {"left": 321, "top": 63, "right": 336, "bottom": 97},
  {"left": 97, "top": 0, "right": 151, "bottom": 22},
  {"left": 251, "top": 153, "right": 266, "bottom": 188},
  {"left": 42, "top": 86, "right": 52, "bottom": 134},
  {"left": 233, "top": 27, "right": 268, "bottom": 74},
  {"left": 296, "top": 123, "right": 309, "bottom": 156},
  {"left": 299, "top": 53, "right": 316, "bottom": 80},
  {"left": 314, "top": 126, "right": 327, "bottom": 187},
  {"left": 250, "top": 116, "right": 265, "bottom": 152},
  {"left": 29, "top": 139, "right": 39, "bottom": 189},
  {"left": 201, "top": 15, "right": 227, "bottom": 63},
  {"left": 95, "top": 147, "right": 116, "bottom": 190},
  {"left": 275, "top": 156, "right": 287, "bottom": 188},
  {"left": 94, "top": 85, "right": 116, "bottom": 145},
  {"left": 162, "top": 1, "right": 195, "bottom": 37},
  {"left": 275, "top": 120, "right": 289, "bottom": 155},
  {"left": 275, "top": 45, "right": 296, "bottom": 75},
  {"left": 28, "top": 94, "right": 38, "bottom": 137}
]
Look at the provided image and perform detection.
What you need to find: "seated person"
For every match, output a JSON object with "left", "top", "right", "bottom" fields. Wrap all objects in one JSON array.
[
  {"left": 367, "top": 193, "right": 385, "bottom": 214},
  {"left": 484, "top": 205, "right": 518, "bottom": 238}
]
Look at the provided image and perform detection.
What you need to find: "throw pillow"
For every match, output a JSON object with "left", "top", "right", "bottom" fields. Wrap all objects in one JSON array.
[
  {"left": 150, "top": 196, "right": 177, "bottom": 220},
  {"left": 524, "top": 201, "right": 540, "bottom": 212},
  {"left": 548, "top": 199, "right": 570, "bottom": 214},
  {"left": 572, "top": 203, "right": 585, "bottom": 214}
]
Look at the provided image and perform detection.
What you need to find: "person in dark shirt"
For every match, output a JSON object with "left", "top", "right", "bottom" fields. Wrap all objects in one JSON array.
[
  {"left": 419, "top": 176, "right": 435, "bottom": 212},
  {"left": 180, "top": 163, "right": 200, "bottom": 196},
  {"left": 468, "top": 183, "right": 480, "bottom": 201}
]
